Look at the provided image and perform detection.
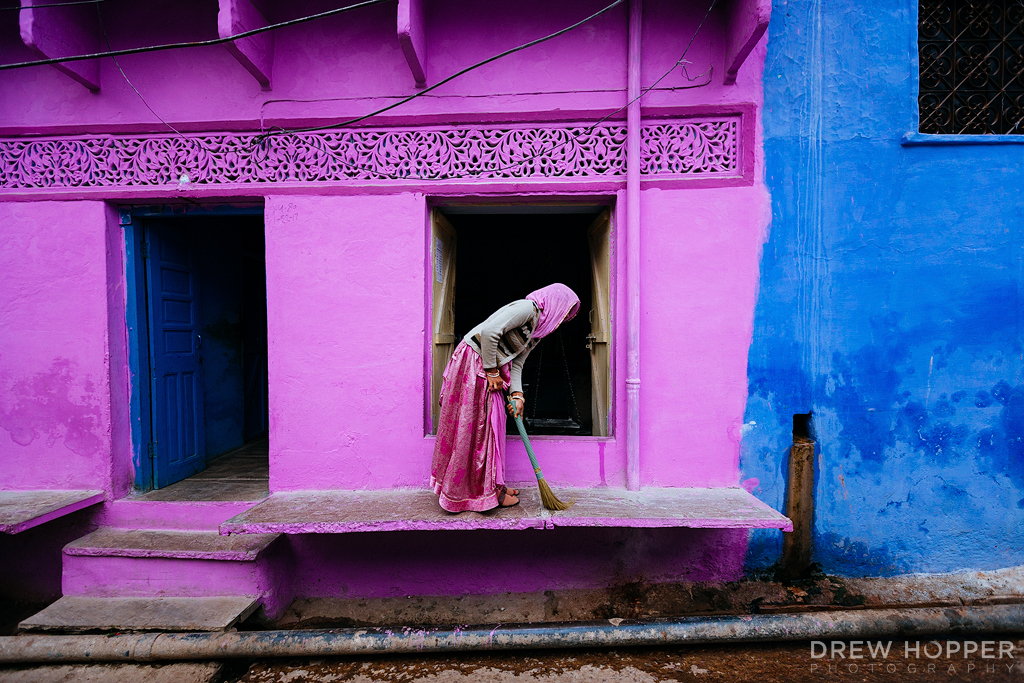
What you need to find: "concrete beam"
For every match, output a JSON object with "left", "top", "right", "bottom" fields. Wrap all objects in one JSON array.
[
  {"left": 723, "top": 0, "right": 770, "bottom": 85},
  {"left": 397, "top": 0, "right": 427, "bottom": 87},
  {"left": 218, "top": 0, "right": 274, "bottom": 90},
  {"left": 19, "top": 0, "right": 100, "bottom": 92}
]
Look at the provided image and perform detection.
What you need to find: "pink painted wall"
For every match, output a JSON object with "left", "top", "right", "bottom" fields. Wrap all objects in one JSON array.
[
  {"left": 0, "top": 0, "right": 770, "bottom": 493},
  {"left": 639, "top": 185, "right": 770, "bottom": 487},
  {"left": 104, "top": 204, "right": 134, "bottom": 499},
  {"left": 265, "top": 194, "right": 429, "bottom": 491},
  {"left": 0, "top": 0, "right": 752, "bottom": 134},
  {"left": 263, "top": 183, "right": 768, "bottom": 491},
  {"left": 288, "top": 527, "right": 747, "bottom": 599},
  {"left": 0, "top": 201, "right": 115, "bottom": 492},
  {"left": 0, "top": 0, "right": 773, "bottom": 604},
  {"left": 0, "top": 506, "right": 100, "bottom": 603}
]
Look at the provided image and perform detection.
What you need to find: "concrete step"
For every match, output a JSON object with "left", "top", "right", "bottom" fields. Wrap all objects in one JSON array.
[
  {"left": 55, "top": 529, "right": 291, "bottom": 622},
  {"left": 65, "top": 527, "right": 278, "bottom": 560},
  {"left": 18, "top": 595, "right": 258, "bottom": 633},
  {"left": 96, "top": 499, "right": 262, "bottom": 531}
]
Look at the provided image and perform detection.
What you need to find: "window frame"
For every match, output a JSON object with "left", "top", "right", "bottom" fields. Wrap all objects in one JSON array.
[
  {"left": 424, "top": 201, "right": 617, "bottom": 441},
  {"left": 904, "top": 0, "right": 1024, "bottom": 146}
]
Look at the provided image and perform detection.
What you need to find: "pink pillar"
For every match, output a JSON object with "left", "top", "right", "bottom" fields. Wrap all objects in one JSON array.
[{"left": 625, "top": 0, "right": 642, "bottom": 491}]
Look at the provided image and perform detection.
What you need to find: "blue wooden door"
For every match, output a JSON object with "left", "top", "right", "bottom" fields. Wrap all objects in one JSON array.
[{"left": 145, "top": 223, "right": 206, "bottom": 487}]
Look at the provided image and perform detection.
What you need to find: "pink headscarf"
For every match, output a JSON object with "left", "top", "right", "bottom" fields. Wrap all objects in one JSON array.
[{"left": 526, "top": 283, "right": 581, "bottom": 340}]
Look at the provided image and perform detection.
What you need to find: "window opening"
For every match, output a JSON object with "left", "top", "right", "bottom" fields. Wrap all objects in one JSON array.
[
  {"left": 919, "top": 0, "right": 1024, "bottom": 134},
  {"left": 430, "top": 207, "right": 611, "bottom": 437}
]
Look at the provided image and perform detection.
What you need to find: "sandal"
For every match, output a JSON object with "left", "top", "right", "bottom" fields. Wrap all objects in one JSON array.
[{"left": 497, "top": 485, "right": 520, "bottom": 508}]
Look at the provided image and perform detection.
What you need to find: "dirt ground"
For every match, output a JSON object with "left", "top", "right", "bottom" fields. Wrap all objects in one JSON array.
[
  {"left": 4, "top": 572, "right": 1023, "bottom": 682},
  {"left": 234, "top": 638, "right": 1024, "bottom": 683}
]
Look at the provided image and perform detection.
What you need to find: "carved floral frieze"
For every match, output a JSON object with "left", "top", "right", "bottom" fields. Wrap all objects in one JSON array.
[{"left": 0, "top": 116, "right": 741, "bottom": 190}]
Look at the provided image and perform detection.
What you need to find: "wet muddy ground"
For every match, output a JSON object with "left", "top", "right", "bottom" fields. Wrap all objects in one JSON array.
[{"left": 235, "top": 637, "right": 1024, "bottom": 682}]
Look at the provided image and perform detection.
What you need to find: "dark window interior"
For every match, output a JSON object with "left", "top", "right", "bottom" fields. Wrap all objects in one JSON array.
[
  {"left": 448, "top": 212, "right": 597, "bottom": 436},
  {"left": 919, "top": 0, "right": 1024, "bottom": 134}
]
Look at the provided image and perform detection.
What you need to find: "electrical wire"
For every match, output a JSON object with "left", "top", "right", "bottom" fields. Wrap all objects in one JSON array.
[
  {"left": 439, "top": 0, "right": 719, "bottom": 179},
  {"left": 632, "top": 0, "right": 718, "bottom": 99},
  {"left": 96, "top": 3, "right": 212, "bottom": 163},
  {"left": 8, "top": 0, "right": 719, "bottom": 185},
  {"left": 256, "top": 0, "right": 718, "bottom": 181},
  {"left": 256, "top": 0, "right": 626, "bottom": 140},
  {"left": 0, "top": 0, "right": 392, "bottom": 72},
  {"left": 1, "top": 0, "right": 108, "bottom": 10}
]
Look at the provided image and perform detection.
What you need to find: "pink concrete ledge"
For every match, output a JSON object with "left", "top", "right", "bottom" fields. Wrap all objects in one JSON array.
[
  {"left": 0, "top": 490, "right": 104, "bottom": 534},
  {"left": 537, "top": 487, "right": 792, "bottom": 531},
  {"left": 219, "top": 487, "right": 791, "bottom": 535}
]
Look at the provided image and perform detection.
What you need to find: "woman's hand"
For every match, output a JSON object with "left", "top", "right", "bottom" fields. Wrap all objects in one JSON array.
[
  {"left": 485, "top": 372, "right": 503, "bottom": 392},
  {"left": 507, "top": 393, "right": 524, "bottom": 418}
]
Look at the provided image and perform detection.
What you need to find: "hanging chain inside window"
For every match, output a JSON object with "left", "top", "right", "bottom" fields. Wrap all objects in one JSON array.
[{"left": 558, "top": 331, "right": 585, "bottom": 427}]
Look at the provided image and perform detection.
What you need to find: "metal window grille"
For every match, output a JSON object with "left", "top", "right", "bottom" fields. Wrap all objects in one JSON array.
[{"left": 919, "top": 0, "right": 1024, "bottom": 134}]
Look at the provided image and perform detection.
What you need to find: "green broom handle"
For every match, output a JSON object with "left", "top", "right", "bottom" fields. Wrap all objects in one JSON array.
[{"left": 505, "top": 392, "right": 546, "bottom": 481}]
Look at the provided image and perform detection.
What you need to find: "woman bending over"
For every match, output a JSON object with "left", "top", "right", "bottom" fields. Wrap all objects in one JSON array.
[{"left": 431, "top": 283, "right": 580, "bottom": 512}]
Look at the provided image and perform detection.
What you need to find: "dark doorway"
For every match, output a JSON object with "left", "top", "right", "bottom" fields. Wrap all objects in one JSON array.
[
  {"left": 444, "top": 211, "right": 600, "bottom": 436},
  {"left": 133, "top": 212, "right": 268, "bottom": 491}
]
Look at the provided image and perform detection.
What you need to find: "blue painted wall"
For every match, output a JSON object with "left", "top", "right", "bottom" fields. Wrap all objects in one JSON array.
[{"left": 743, "top": 0, "right": 1024, "bottom": 576}]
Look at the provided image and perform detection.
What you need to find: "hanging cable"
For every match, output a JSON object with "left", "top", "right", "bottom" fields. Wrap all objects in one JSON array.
[
  {"left": 4, "top": 0, "right": 720, "bottom": 185},
  {"left": 0, "top": 0, "right": 393, "bottom": 72},
  {"left": 257, "top": 0, "right": 626, "bottom": 140},
  {"left": 1, "top": 0, "right": 108, "bottom": 10},
  {"left": 95, "top": 2, "right": 215, "bottom": 167},
  {"left": 461, "top": 0, "right": 719, "bottom": 179},
  {"left": 258, "top": 0, "right": 718, "bottom": 181}
]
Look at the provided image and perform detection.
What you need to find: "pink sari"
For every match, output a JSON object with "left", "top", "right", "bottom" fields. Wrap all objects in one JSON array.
[
  {"left": 430, "top": 341, "right": 509, "bottom": 512},
  {"left": 431, "top": 285, "right": 579, "bottom": 513}
]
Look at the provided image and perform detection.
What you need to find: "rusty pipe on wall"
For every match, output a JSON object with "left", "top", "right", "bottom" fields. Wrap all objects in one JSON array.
[
  {"left": 781, "top": 413, "right": 816, "bottom": 580},
  {"left": 1, "top": 605, "right": 1021, "bottom": 664}
]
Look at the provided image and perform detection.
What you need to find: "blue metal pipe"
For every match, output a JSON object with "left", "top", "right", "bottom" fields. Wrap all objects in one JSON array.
[{"left": 0, "top": 604, "right": 1021, "bottom": 663}]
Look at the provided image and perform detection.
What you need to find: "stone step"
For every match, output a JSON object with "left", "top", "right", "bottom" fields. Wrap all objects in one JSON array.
[
  {"left": 19, "top": 595, "right": 259, "bottom": 633},
  {"left": 96, "top": 499, "right": 261, "bottom": 531},
  {"left": 65, "top": 527, "right": 279, "bottom": 560},
  {"left": 55, "top": 528, "right": 291, "bottom": 620}
]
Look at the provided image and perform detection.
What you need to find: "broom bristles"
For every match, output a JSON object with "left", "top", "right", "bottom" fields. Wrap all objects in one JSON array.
[{"left": 537, "top": 478, "right": 572, "bottom": 511}]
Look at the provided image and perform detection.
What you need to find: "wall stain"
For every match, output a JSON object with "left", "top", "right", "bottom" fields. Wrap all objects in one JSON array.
[{"left": 0, "top": 358, "right": 104, "bottom": 457}]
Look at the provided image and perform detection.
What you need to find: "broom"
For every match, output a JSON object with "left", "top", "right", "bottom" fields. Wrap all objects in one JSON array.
[{"left": 505, "top": 392, "right": 572, "bottom": 511}]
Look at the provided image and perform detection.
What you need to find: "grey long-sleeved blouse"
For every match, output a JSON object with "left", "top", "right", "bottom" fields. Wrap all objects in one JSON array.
[{"left": 463, "top": 299, "right": 539, "bottom": 394}]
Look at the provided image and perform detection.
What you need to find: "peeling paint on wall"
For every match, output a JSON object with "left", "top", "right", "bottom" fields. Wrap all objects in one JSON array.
[
  {"left": 0, "top": 201, "right": 111, "bottom": 491},
  {"left": 0, "top": 358, "right": 103, "bottom": 456}
]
